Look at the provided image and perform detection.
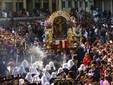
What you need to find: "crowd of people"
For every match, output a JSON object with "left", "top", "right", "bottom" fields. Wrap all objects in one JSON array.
[{"left": 0, "top": 7, "right": 113, "bottom": 85}]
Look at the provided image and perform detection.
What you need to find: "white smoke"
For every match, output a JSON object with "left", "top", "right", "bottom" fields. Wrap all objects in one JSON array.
[
  {"left": 29, "top": 45, "right": 46, "bottom": 60},
  {"left": 32, "top": 61, "right": 44, "bottom": 71},
  {"left": 27, "top": 45, "right": 47, "bottom": 71},
  {"left": 21, "top": 59, "right": 29, "bottom": 68}
]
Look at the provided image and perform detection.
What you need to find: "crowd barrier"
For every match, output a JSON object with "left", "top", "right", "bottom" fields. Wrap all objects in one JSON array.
[{"left": 0, "top": 16, "right": 45, "bottom": 21}]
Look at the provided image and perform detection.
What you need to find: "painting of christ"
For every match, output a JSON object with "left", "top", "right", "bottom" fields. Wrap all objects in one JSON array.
[{"left": 53, "top": 16, "right": 68, "bottom": 39}]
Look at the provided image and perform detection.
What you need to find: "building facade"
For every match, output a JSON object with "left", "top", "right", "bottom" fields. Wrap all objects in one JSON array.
[
  {"left": 94, "top": 0, "right": 113, "bottom": 13},
  {"left": 0, "top": 0, "right": 35, "bottom": 11},
  {"left": 0, "top": 0, "right": 92, "bottom": 12},
  {"left": 0, "top": 0, "right": 112, "bottom": 13}
]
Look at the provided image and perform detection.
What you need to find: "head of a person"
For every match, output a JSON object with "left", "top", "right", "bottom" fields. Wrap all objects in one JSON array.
[
  {"left": 51, "top": 72, "right": 57, "bottom": 79},
  {"left": 85, "top": 53, "right": 90, "bottom": 58},
  {"left": 72, "top": 54, "right": 77, "bottom": 60},
  {"left": 67, "top": 71, "right": 75, "bottom": 79},
  {"left": 44, "top": 82, "right": 50, "bottom": 85},
  {"left": 67, "top": 60, "right": 74, "bottom": 70},
  {"left": 57, "top": 67, "right": 65, "bottom": 78}
]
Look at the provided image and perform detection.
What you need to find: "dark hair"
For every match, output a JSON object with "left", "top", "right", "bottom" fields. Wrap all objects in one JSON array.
[{"left": 68, "top": 71, "right": 75, "bottom": 79}]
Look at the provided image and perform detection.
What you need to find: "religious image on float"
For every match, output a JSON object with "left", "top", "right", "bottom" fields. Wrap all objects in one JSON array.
[{"left": 53, "top": 16, "right": 68, "bottom": 40}]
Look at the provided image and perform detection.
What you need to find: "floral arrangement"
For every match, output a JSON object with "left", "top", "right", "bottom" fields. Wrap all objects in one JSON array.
[{"left": 44, "top": 20, "right": 52, "bottom": 28}]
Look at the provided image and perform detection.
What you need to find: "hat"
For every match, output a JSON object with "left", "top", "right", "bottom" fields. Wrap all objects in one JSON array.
[
  {"left": 62, "top": 63, "right": 68, "bottom": 69},
  {"left": 87, "top": 73, "right": 94, "bottom": 76},
  {"left": 67, "top": 60, "right": 74, "bottom": 70},
  {"left": 42, "top": 68, "right": 46, "bottom": 73},
  {"left": 51, "top": 72, "right": 57, "bottom": 78},
  {"left": 78, "top": 64, "right": 86, "bottom": 72},
  {"left": 45, "top": 64, "right": 51, "bottom": 71},
  {"left": 57, "top": 67, "right": 64, "bottom": 75},
  {"left": 49, "top": 61, "right": 54, "bottom": 67},
  {"left": 33, "top": 74, "right": 40, "bottom": 83},
  {"left": 44, "top": 82, "right": 50, "bottom": 85},
  {"left": 19, "top": 79, "right": 25, "bottom": 85}
]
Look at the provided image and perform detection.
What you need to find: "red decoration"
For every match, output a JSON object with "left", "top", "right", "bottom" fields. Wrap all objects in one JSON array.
[
  {"left": 52, "top": 40, "right": 68, "bottom": 49},
  {"left": 60, "top": 40, "right": 68, "bottom": 49}
]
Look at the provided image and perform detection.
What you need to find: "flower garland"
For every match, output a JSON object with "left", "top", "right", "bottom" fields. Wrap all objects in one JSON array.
[{"left": 44, "top": 20, "right": 52, "bottom": 29}]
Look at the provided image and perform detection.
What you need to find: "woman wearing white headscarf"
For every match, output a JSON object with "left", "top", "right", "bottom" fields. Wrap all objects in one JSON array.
[
  {"left": 18, "top": 65, "right": 26, "bottom": 76},
  {"left": 78, "top": 64, "right": 86, "bottom": 72},
  {"left": 67, "top": 59, "right": 77, "bottom": 79},
  {"left": 62, "top": 63, "right": 69, "bottom": 75},
  {"left": 12, "top": 66, "right": 20, "bottom": 77},
  {"left": 44, "top": 82, "right": 50, "bottom": 85},
  {"left": 32, "top": 74, "right": 41, "bottom": 84},
  {"left": 25, "top": 72, "right": 33, "bottom": 83},
  {"left": 41, "top": 65, "right": 51, "bottom": 85},
  {"left": 67, "top": 60, "right": 74, "bottom": 70},
  {"left": 50, "top": 72, "right": 57, "bottom": 84},
  {"left": 29, "top": 65, "right": 40, "bottom": 75}
]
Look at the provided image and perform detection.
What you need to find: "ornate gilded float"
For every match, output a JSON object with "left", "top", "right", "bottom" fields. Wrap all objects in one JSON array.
[{"left": 44, "top": 11, "right": 76, "bottom": 49}]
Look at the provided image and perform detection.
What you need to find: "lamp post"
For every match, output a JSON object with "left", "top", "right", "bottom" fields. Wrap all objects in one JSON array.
[
  {"left": 58, "top": 0, "right": 62, "bottom": 10},
  {"left": 23, "top": 0, "right": 27, "bottom": 9},
  {"left": 49, "top": 0, "right": 52, "bottom": 12}
]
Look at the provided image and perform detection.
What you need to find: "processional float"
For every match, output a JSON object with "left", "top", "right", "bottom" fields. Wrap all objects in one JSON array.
[{"left": 44, "top": 11, "right": 77, "bottom": 50}]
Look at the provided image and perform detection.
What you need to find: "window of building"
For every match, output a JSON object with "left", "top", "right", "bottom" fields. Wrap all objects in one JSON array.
[
  {"left": 68, "top": 1, "right": 72, "bottom": 8},
  {"left": 0, "top": 2, "right": 2, "bottom": 10},
  {"left": 52, "top": 0, "right": 56, "bottom": 12},
  {"left": 85, "top": 1, "right": 88, "bottom": 8},
  {"left": 62, "top": 1, "right": 65, "bottom": 8},
  {"left": 35, "top": 3, "right": 40, "bottom": 9},
  {"left": 74, "top": 1, "right": 77, "bottom": 9},
  {"left": 80, "top": 1, "right": 82, "bottom": 7},
  {"left": 35, "top": 0, "right": 40, "bottom": 9},
  {"left": 43, "top": 2, "right": 49, "bottom": 11},
  {"left": 16, "top": 2, "right": 23, "bottom": 11},
  {"left": 5, "top": 2, "right": 13, "bottom": 10},
  {"left": 35, "top": 0, "right": 40, "bottom": 3}
]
